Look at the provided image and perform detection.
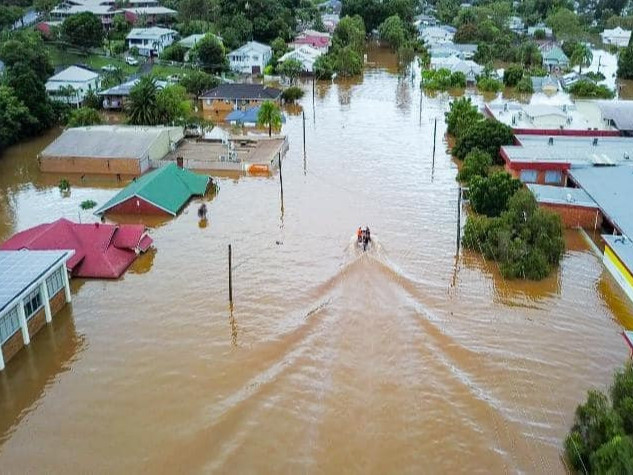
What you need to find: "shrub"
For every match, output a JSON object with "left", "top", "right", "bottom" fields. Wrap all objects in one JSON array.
[
  {"left": 568, "top": 79, "right": 615, "bottom": 99},
  {"left": 67, "top": 107, "right": 102, "bottom": 127},
  {"left": 503, "top": 64, "right": 525, "bottom": 87},
  {"left": 111, "top": 40, "right": 126, "bottom": 55},
  {"left": 453, "top": 118, "right": 514, "bottom": 162},
  {"left": 445, "top": 97, "right": 481, "bottom": 138},
  {"left": 58, "top": 178, "right": 70, "bottom": 192},
  {"left": 161, "top": 43, "right": 187, "bottom": 62},
  {"left": 422, "top": 68, "right": 467, "bottom": 91},
  {"left": 584, "top": 71, "right": 606, "bottom": 81},
  {"left": 469, "top": 171, "right": 521, "bottom": 217},
  {"left": 456, "top": 148, "right": 492, "bottom": 183},
  {"left": 314, "top": 54, "right": 334, "bottom": 79},
  {"left": 533, "top": 29, "right": 546, "bottom": 40},
  {"left": 282, "top": 86, "right": 304, "bottom": 102},
  {"left": 80, "top": 199, "right": 97, "bottom": 210},
  {"left": 477, "top": 76, "right": 503, "bottom": 92},
  {"left": 516, "top": 76, "right": 534, "bottom": 93}
]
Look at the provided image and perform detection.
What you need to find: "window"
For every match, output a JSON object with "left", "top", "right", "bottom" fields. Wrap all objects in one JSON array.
[
  {"left": 544, "top": 170, "right": 562, "bottom": 184},
  {"left": 46, "top": 267, "right": 65, "bottom": 297},
  {"left": 519, "top": 169, "right": 538, "bottom": 183},
  {"left": 0, "top": 307, "right": 20, "bottom": 345},
  {"left": 23, "top": 288, "right": 42, "bottom": 320},
  {"left": 252, "top": 55, "right": 259, "bottom": 61}
]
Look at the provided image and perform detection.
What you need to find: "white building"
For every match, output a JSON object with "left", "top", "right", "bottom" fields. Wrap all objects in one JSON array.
[
  {"left": 45, "top": 66, "right": 100, "bottom": 106},
  {"left": 126, "top": 27, "right": 177, "bottom": 57},
  {"left": 430, "top": 56, "right": 483, "bottom": 84},
  {"left": 419, "top": 26, "right": 455, "bottom": 45},
  {"left": 279, "top": 45, "right": 323, "bottom": 73},
  {"left": 601, "top": 27, "right": 632, "bottom": 48},
  {"left": 51, "top": 0, "right": 175, "bottom": 28},
  {"left": 228, "top": 41, "right": 272, "bottom": 75}
]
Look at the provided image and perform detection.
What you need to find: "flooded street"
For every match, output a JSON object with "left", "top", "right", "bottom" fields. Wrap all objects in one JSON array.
[{"left": 1, "top": 48, "right": 633, "bottom": 473}]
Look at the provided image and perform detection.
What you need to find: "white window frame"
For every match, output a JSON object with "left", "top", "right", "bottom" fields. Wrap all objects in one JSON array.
[
  {"left": 0, "top": 307, "right": 20, "bottom": 345},
  {"left": 23, "top": 288, "right": 43, "bottom": 320},
  {"left": 46, "top": 267, "right": 65, "bottom": 297}
]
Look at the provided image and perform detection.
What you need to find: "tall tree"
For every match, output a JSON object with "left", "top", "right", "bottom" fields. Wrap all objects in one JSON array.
[
  {"left": 278, "top": 58, "right": 303, "bottom": 83},
  {"left": 378, "top": 14, "right": 407, "bottom": 50},
  {"left": 257, "top": 100, "right": 282, "bottom": 137},
  {"left": 571, "top": 43, "right": 593, "bottom": 74},
  {"left": 193, "top": 34, "right": 227, "bottom": 72},
  {"left": 332, "top": 15, "right": 365, "bottom": 54},
  {"left": 127, "top": 76, "right": 160, "bottom": 125},
  {"left": 62, "top": 12, "right": 104, "bottom": 49},
  {"left": 0, "top": 85, "right": 33, "bottom": 152}
]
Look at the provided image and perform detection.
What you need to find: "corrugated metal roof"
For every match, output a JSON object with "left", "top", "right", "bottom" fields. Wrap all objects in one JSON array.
[
  {"left": 46, "top": 65, "right": 99, "bottom": 83},
  {"left": 95, "top": 163, "right": 209, "bottom": 216},
  {"left": 40, "top": 125, "right": 180, "bottom": 160},
  {"left": 199, "top": 84, "right": 281, "bottom": 100},
  {"left": 603, "top": 234, "right": 633, "bottom": 273},
  {"left": 526, "top": 184, "right": 597, "bottom": 207},
  {"left": 503, "top": 135, "right": 633, "bottom": 165},
  {"left": 569, "top": 165, "right": 633, "bottom": 238},
  {"left": 0, "top": 250, "right": 71, "bottom": 313},
  {"left": 596, "top": 100, "right": 633, "bottom": 132}
]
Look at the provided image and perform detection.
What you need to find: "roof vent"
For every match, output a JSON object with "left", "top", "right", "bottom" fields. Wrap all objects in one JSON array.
[
  {"left": 548, "top": 137, "right": 554, "bottom": 145},
  {"left": 593, "top": 138, "right": 598, "bottom": 146},
  {"left": 566, "top": 193, "right": 574, "bottom": 203}
]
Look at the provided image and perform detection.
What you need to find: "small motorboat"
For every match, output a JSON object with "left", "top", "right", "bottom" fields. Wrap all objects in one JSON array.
[{"left": 356, "top": 226, "right": 372, "bottom": 251}]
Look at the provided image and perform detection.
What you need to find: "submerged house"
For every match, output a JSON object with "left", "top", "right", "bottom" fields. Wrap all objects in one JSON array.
[
  {"left": 95, "top": 163, "right": 211, "bottom": 216},
  {"left": 199, "top": 84, "right": 282, "bottom": 115},
  {"left": 226, "top": 105, "right": 286, "bottom": 126},
  {"left": 0, "top": 250, "right": 73, "bottom": 371},
  {"left": 0, "top": 219, "right": 153, "bottom": 279}
]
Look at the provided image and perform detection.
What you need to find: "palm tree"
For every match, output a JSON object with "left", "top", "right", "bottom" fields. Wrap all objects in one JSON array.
[
  {"left": 256, "top": 100, "right": 282, "bottom": 137},
  {"left": 571, "top": 43, "right": 593, "bottom": 75},
  {"left": 127, "top": 76, "right": 160, "bottom": 125}
]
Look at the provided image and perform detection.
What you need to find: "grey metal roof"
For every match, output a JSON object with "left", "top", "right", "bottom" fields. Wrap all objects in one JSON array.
[
  {"left": 569, "top": 165, "right": 633, "bottom": 238},
  {"left": 199, "top": 83, "right": 281, "bottom": 100},
  {"left": 98, "top": 78, "right": 167, "bottom": 96},
  {"left": 503, "top": 135, "right": 633, "bottom": 165},
  {"left": 603, "top": 235, "right": 633, "bottom": 272},
  {"left": 0, "top": 250, "right": 71, "bottom": 313},
  {"left": 40, "top": 125, "right": 179, "bottom": 160},
  {"left": 527, "top": 184, "right": 597, "bottom": 208},
  {"left": 596, "top": 100, "right": 633, "bottom": 132}
]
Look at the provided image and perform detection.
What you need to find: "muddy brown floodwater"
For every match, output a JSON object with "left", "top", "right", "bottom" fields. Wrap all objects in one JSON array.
[{"left": 1, "top": 47, "right": 633, "bottom": 473}]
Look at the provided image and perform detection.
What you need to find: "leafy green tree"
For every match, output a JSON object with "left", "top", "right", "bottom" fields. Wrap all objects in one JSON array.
[
  {"left": 257, "top": 100, "right": 282, "bottom": 137},
  {"left": 161, "top": 43, "right": 188, "bottom": 62},
  {"left": 314, "top": 54, "right": 334, "bottom": 79},
  {"left": 157, "top": 84, "right": 192, "bottom": 124},
  {"left": 445, "top": 97, "right": 481, "bottom": 138},
  {"left": 271, "top": 36, "right": 288, "bottom": 61},
  {"left": 83, "top": 89, "right": 102, "bottom": 110},
  {"left": 546, "top": 8, "right": 584, "bottom": 40},
  {"left": 610, "top": 362, "right": 633, "bottom": 434},
  {"left": 590, "top": 435, "right": 633, "bottom": 474},
  {"left": 456, "top": 148, "right": 492, "bottom": 183},
  {"left": 469, "top": 172, "right": 521, "bottom": 217},
  {"left": 340, "top": 0, "right": 384, "bottom": 32},
  {"left": 0, "top": 5, "right": 23, "bottom": 30},
  {"left": 127, "top": 76, "right": 160, "bottom": 125},
  {"left": 0, "top": 85, "right": 33, "bottom": 151},
  {"left": 193, "top": 34, "right": 226, "bottom": 71},
  {"left": 179, "top": 0, "right": 216, "bottom": 23},
  {"left": 436, "top": 0, "right": 460, "bottom": 24},
  {"left": 34, "top": 0, "right": 57, "bottom": 15},
  {"left": 477, "top": 77, "right": 503, "bottom": 92},
  {"left": 516, "top": 75, "right": 534, "bottom": 93},
  {"left": 453, "top": 118, "right": 514, "bottom": 161},
  {"left": 278, "top": 58, "right": 304, "bottom": 83},
  {"left": 0, "top": 32, "right": 54, "bottom": 82},
  {"left": 568, "top": 80, "right": 615, "bottom": 98},
  {"left": 334, "top": 46, "right": 363, "bottom": 76},
  {"left": 67, "top": 107, "right": 102, "bottom": 127},
  {"left": 333, "top": 15, "right": 366, "bottom": 54},
  {"left": 281, "top": 85, "right": 304, "bottom": 102},
  {"left": 454, "top": 23, "right": 479, "bottom": 43},
  {"left": 503, "top": 64, "right": 525, "bottom": 87},
  {"left": 179, "top": 70, "right": 219, "bottom": 96},
  {"left": 618, "top": 45, "right": 633, "bottom": 78},
  {"left": 5, "top": 63, "right": 55, "bottom": 133},
  {"left": 62, "top": 12, "right": 104, "bottom": 49},
  {"left": 520, "top": 42, "right": 542, "bottom": 68},
  {"left": 571, "top": 43, "right": 593, "bottom": 74},
  {"left": 378, "top": 14, "right": 407, "bottom": 50}
]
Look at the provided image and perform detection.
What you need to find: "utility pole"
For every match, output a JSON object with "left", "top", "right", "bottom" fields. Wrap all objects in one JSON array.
[
  {"left": 432, "top": 117, "right": 437, "bottom": 168},
  {"left": 228, "top": 244, "right": 233, "bottom": 305},
  {"left": 419, "top": 89, "right": 423, "bottom": 125},
  {"left": 302, "top": 110, "right": 306, "bottom": 156},
  {"left": 456, "top": 186, "right": 462, "bottom": 255},
  {"left": 279, "top": 152, "right": 284, "bottom": 202}
]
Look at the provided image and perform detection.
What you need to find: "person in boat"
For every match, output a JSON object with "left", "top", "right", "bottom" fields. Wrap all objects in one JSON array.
[{"left": 357, "top": 226, "right": 363, "bottom": 243}]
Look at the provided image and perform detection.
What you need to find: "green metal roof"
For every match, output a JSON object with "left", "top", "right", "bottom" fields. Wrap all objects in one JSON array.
[
  {"left": 543, "top": 46, "right": 569, "bottom": 64},
  {"left": 95, "top": 163, "right": 210, "bottom": 216}
]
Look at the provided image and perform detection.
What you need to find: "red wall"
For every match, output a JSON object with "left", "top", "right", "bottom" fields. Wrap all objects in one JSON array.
[
  {"left": 540, "top": 203, "right": 602, "bottom": 228},
  {"left": 106, "top": 197, "right": 172, "bottom": 216}
]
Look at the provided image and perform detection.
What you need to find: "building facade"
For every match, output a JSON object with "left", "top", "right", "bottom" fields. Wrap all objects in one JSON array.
[
  {"left": 199, "top": 84, "right": 282, "bottom": 115},
  {"left": 228, "top": 41, "right": 273, "bottom": 74},
  {"left": 126, "top": 27, "right": 177, "bottom": 56},
  {"left": 45, "top": 66, "right": 100, "bottom": 106},
  {"left": 601, "top": 27, "right": 632, "bottom": 48},
  {"left": 0, "top": 250, "right": 73, "bottom": 371}
]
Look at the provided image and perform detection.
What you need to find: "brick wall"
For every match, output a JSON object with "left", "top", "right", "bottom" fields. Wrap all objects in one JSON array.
[
  {"left": 1, "top": 330, "right": 25, "bottom": 364},
  {"left": 50, "top": 288, "right": 67, "bottom": 315},
  {"left": 27, "top": 309, "right": 46, "bottom": 338},
  {"left": 541, "top": 203, "right": 602, "bottom": 228},
  {"left": 106, "top": 197, "right": 171, "bottom": 216},
  {"left": 40, "top": 157, "right": 142, "bottom": 176},
  {"left": 1, "top": 288, "right": 68, "bottom": 367}
]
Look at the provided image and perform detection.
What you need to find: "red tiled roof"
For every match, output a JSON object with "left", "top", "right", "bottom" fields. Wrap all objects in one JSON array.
[
  {"left": 294, "top": 35, "right": 330, "bottom": 47},
  {"left": 0, "top": 218, "right": 153, "bottom": 279}
]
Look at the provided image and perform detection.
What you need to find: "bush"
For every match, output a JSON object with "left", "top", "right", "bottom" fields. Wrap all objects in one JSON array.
[
  {"left": 503, "top": 65, "right": 525, "bottom": 87},
  {"left": 584, "top": 71, "right": 606, "bottom": 81},
  {"left": 453, "top": 118, "right": 514, "bottom": 162},
  {"left": 161, "top": 43, "right": 187, "bottom": 62},
  {"left": 477, "top": 76, "right": 503, "bottom": 92},
  {"left": 445, "top": 97, "right": 481, "bottom": 138},
  {"left": 282, "top": 86, "right": 304, "bottom": 102},
  {"left": 179, "top": 70, "right": 219, "bottom": 96},
  {"left": 568, "top": 79, "right": 615, "bottom": 99},
  {"left": 80, "top": 199, "right": 97, "bottom": 210},
  {"left": 463, "top": 189, "right": 564, "bottom": 280},
  {"left": 469, "top": 171, "right": 521, "bottom": 217},
  {"left": 314, "top": 54, "right": 334, "bottom": 79},
  {"left": 422, "top": 68, "right": 467, "bottom": 91},
  {"left": 129, "top": 46, "right": 139, "bottom": 56},
  {"left": 516, "top": 76, "right": 534, "bottom": 93},
  {"left": 111, "top": 40, "right": 126, "bottom": 55},
  {"left": 67, "top": 107, "right": 102, "bottom": 127},
  {"left": 456, "top": 148, "right": 492, "bottom": 183}
]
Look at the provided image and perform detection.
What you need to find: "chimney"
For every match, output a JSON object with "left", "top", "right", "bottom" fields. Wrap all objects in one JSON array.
[
  {"left": 176, "top": 156, "right": 184, "bottom": 168},
  {"left": 548, "top": 137, "right": 554, "bottom": 145}
]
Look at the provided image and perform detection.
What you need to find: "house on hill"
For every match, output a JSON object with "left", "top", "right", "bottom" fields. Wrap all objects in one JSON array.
[
  {"left": 45, "top": 66, "right": 100, "bottom": 106},
  {"left": 99, "top": 77, "right": 168, "bottom": 110},
  {"left": 601, "top": 27, "right": 632, "bottom": 48},
  {"left": 126, "top": 27, "right": 177, "bottom": 57},
  {"left": 279, "top": 45, "right": 323, "bottom": 73},
  {"left": 0, "top": 250, "right": 74, "bottom": 371},
  {"left": 94, "top": 163, "right": 211, "bottom": 216},
  {"left": 291, "top": 30, "right": 331, "bottom": 53},
  {"left": 39, "top": 125, "right": 183, "bottom": 176},
  {"left": 0, "top": 219, "right": 152, "bottom": 279},
  {"left": 227, "top": 41, "right": 272, "bottom": 74},
  {"left": 199, "top": 83, "right": 282, "bottom": 115}
]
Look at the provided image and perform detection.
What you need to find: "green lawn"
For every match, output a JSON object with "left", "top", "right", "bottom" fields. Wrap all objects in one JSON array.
[{"left": 47, "top": 44, "right": 138, "bottom": 75}]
